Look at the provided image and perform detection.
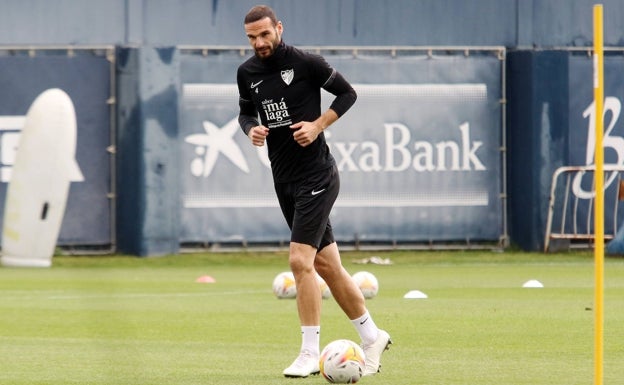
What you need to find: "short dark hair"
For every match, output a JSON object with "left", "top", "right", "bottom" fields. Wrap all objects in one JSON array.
[{"left": 244, "top": 5, "right": 278, "bottom": 26}]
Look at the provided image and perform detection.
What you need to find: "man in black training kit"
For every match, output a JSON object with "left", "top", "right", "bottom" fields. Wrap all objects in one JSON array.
[{"left": 237, "top": 5, "right": 391, "bottom": 378}]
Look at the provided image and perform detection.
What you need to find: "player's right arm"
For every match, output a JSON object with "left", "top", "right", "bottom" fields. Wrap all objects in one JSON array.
[
  {"left": 238, "top": 99, "right": 268, "bottom": 146},
  {"left": 237, "top": 67, "right": 269, "bottom": 146},
  {"left": 238, "top": 103, "right": 269, "bottom": 147},
  {"left": 246, "top": 124, "right": 269, "bottom": 147}
]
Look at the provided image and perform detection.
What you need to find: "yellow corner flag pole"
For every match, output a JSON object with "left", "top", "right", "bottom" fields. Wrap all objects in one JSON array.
[{"left": 593, "top": 4, "right": 604, "bottom": 385}]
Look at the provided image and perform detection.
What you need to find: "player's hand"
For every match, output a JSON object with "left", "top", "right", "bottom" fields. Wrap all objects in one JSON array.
[
  {"left": 248, "top": 125, "right": 269, "bottom": 146},
  {"left": 290, "top": 121, "right": 321, "bottom": 147}
]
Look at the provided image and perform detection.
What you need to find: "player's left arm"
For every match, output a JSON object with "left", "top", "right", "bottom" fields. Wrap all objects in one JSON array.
[{"left": 291, "top": 69, "right": 357, "bottom": 147}]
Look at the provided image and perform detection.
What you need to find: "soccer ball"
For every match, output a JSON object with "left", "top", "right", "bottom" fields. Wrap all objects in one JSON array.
[
  {"left": 319, "top": 339, "right": 366, "bottom": 384},
  {"left": 352, "top": 271, "right": 379, "bottom": 299},
  {"left": 316, "top": 273, "right": 332, "bottom": 299},
  {"left": 272, "top": 271, "right": 297, "bottom": 299}
]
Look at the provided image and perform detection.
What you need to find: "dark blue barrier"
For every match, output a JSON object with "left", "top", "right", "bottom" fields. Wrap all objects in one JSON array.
[
  {"left": 508, "top": 50, "right": 624, "bottom": 251},
  {"left": 0, "top": 50, "right": 113, "bottom": 247},
  {"left": 116, "top": 47, "right": 180, "bottom": 256},
  {"left": 507, "top": 51, "right": 569, "bottom": 251}
]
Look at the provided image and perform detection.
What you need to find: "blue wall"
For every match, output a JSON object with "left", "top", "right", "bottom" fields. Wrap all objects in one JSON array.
[{"left": 0, "top": 0, "right": 623, "bottom": 48}]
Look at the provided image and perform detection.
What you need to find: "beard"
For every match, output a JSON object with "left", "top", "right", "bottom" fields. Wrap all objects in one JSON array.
[{"left": 254, "top": 35, "right": 281, "bottom": 59}]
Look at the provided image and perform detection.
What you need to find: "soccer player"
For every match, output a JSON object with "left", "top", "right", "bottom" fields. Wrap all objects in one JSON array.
[{"left": 236, "top": 5, "right": 391, "bottom": 378}]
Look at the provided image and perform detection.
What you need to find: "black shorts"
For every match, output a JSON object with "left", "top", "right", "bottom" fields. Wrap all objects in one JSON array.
[{"left": 274, "top": 165, "right": 339, "bottom": 251}]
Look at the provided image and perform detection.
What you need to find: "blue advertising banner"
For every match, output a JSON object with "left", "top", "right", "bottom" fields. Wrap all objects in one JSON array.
[
  {"left": 564, "top": 54, "right": 624, "bottom": 235},
  {"left": 0, "top": 51, "right": 112, "bottom": 246},
  {"left": 179, "top": 50, "right": 504, "bottom": 245}
]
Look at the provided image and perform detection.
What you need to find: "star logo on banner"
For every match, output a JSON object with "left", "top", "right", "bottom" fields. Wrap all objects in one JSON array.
[{"left": 184, "top": 117, "right": 250, "bottom": 177}]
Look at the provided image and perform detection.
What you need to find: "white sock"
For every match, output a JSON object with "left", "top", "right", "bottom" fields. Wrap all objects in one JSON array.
[
  {"left": 301, "top": 326, "right": 320, "bottom": 356},
  {"left": 351, "top": 311, "right": 379, "bottom": 345}
]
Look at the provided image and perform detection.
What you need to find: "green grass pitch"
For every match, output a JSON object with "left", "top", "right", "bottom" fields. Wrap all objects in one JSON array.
[{"left": 1, "top": 250, "right": 623, "bottom": 384}]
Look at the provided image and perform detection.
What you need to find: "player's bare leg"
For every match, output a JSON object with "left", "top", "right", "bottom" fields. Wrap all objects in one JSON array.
[
  {"left": 314, "top": 242, "right": 365, "bottom": 319},
  {"left": 315, "top": 242, "right": 392, "bottom": 375},
  {"left": 290, "top": 242, "right": 322, "bottom": 326},
  {"left": 282, "top": 241, "right": 321, "bottom": 377}
]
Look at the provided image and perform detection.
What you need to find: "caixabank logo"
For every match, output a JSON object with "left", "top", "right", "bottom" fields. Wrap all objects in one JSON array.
[{"left": 183, "top": 118, "right": 487, "bottom": 177}]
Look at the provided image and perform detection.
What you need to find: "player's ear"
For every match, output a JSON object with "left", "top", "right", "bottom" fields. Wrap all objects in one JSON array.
[{"left": 276, "top": 21, "right": 283, "bottom": 36}]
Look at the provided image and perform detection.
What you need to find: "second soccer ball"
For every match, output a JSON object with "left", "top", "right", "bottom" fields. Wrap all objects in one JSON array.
[{"left": 352, "top": 271, "right": 379, "bottom": 299}]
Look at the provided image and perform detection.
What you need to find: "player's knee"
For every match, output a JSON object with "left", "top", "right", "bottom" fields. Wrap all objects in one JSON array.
[
  {"left": 289, "top": 242, "right": 316, "bottom": 273},
  {"left": 288, "top": 254, "right": 313, "bottom": 275}
]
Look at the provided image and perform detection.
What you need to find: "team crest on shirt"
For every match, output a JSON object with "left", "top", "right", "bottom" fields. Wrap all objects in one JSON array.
[{"left": 281, "top": 69, "right": 294, "bottom": 85}]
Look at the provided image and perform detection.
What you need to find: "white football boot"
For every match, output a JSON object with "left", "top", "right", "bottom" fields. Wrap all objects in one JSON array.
[
  {"left": 282, "top": 349, "right": 320, "bottom": 378},
  {"left": 362, "top": 329, "right": 392, "bottom": 375}
]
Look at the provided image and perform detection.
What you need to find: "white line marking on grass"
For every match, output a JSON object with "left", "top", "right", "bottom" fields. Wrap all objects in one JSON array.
[{"left": 1, "top": 290, "right": 268, "bottom": 301}]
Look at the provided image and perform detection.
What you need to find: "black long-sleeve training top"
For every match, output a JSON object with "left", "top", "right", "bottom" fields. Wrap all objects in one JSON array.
[{"left": 237, "top": 41, "right": 357, "bottom": 183}]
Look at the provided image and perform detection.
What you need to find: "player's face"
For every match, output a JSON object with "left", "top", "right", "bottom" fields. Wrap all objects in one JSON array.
[{"left": 245, "top": 17, "right": 282, "bottom": 59}]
